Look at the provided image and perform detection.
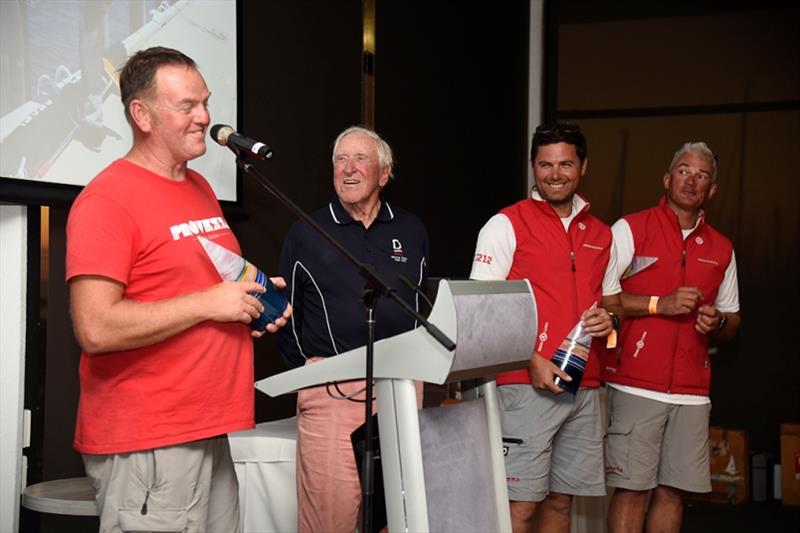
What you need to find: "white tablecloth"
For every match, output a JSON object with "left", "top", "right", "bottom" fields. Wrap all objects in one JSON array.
[
  {"left": 229, "top": 417, "right": 298, "bottom": 533},
  {"left": 227, "top": 416, "right": 609, "bottom": 533}
]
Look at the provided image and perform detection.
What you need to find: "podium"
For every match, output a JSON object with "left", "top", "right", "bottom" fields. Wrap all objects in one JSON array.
[{"left": 256, "top": 279, "right": 537, "bottom": 532}]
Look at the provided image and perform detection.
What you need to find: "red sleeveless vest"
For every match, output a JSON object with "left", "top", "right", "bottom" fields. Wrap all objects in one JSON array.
[
  {"left": 602, "top": 197, "right": 733, "bottom": 395},
  {"left": 497, "top": 196, "right": 612, "bottom": 388}
]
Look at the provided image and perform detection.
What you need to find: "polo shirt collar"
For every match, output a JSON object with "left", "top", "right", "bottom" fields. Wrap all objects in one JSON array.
[
  {"left": 328, "top": 197, "right": 395, "bottom": 225},
  {"left": 529, "top": 188, "right": 589, "bottom": 216}
]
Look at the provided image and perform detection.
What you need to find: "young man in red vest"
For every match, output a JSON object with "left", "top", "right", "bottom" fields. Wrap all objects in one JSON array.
[
  {"left": 603, "top": 142, "right": 741, "bottom": 533},
  {"left": 471, "top": 122, "right": 622, "bottom": 533}
]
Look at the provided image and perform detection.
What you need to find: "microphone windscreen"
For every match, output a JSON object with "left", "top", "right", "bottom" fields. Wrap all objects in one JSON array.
[{"left": 210, "top": 124, "right": 234, "bottom": 146}]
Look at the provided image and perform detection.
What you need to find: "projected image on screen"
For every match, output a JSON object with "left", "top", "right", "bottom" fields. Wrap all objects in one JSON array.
[{"left": 0, "top": 0, "right": 238, "bottom": 201}]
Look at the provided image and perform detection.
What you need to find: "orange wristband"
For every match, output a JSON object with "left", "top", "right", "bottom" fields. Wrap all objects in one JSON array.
[
  {"left": 648, "top": 296, "right": 659, "bottom": 315},
  {"left": 606, "top": 329, "right": 618, "bottom": 349}
]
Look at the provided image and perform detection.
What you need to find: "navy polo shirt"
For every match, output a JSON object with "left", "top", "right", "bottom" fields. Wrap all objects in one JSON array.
[{"left": 277, "top": 197, "right": 429, "bottom": 369}]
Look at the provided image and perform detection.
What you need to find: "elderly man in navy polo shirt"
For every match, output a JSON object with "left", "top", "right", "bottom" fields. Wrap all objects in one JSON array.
[{"left": 277, "top": 126, "right": 429, "bottom": 533}]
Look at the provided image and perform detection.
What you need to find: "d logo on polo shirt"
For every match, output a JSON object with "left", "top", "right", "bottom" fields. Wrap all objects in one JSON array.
[{"left": 391, "top": 238, "right": 407, "bottom": 263}]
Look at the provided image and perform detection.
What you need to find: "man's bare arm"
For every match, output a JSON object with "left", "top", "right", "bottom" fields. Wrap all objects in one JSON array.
[{"left": 69, "top": 275, "right": 289, "bottom": 354}]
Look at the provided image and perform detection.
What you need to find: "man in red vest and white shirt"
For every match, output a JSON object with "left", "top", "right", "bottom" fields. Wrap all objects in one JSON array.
[
  {"left": 471, "top": 122, "right": 622, "bottom": 533},
  {"left": 603, "top": 142, "right": 741, "bottom": 533}
]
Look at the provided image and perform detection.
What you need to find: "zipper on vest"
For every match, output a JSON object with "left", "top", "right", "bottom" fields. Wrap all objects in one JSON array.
[
  {"left": 668, "top": 245, "right": 689, "bottom": 393},
  {"left": 567, "top": 233, "right": 579, "bottom": 322}
]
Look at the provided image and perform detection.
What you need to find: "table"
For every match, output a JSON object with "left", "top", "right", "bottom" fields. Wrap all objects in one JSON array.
[
  {"left": 21, "top": 476, "right": 98, "bottom": 516},
  {"left": 229, "top": 416, "right": 298, "bottom": 533}
]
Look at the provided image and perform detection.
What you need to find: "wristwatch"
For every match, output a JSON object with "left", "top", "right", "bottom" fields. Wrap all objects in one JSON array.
[
  {"left": 717, "top": 314, "right": 728, "bottom": 330},
  {"left": 608, "top": 311, "right": 620, "bottom": 330}
]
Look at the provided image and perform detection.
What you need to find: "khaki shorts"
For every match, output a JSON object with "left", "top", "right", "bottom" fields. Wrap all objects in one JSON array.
[
  {"left": 605, "top": 388, "right": 711, "bottom": 493},
  {"left": 498, "top": 385, "right": 606, "bottom": 502},
  {"left": 83, "top": 435, "right": 240, "bottom": 533}
]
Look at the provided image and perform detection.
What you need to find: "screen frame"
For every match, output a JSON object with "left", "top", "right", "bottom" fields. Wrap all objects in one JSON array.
[{"left": 0, "top": 0, "right": 244, "bottom": 211}]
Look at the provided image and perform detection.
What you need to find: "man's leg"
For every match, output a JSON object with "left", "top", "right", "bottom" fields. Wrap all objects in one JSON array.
[
  {"left": 545, "top": 389, "right": 607, "bottom": 533},
  {"left": 607, "top": 487, "right": 649, "bottom": 533},
  {"left": 649, "top": 402, "right": 711, "bottom": 533},
  {"left": 532, "top": 492, "right": 572, "bottom": 533},
  {"left": 644, "top": 485, "right": 683, "bottom": 533},
  {"left": 510, "top": 501, "right": 539, "bottom": 533},
  {"left": 605, "top": 389, "right": 672, "bottom": 533},
  {"left": 84, "top": 437, "right": 236, "bottom": 533},
  {"left": 296, "top": 372, "right": 370, "bottom": 533},
  {"left": 498, "top": 385, "right": 572, "bottom": 533},
  {"left": 207, "top": 435, "right": 241, "bottom": 533}
]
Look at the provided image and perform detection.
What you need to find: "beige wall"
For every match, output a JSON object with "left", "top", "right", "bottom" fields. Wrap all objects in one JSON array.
[{"left": 559, "top": 9, "right": 800, "bottom": 110}]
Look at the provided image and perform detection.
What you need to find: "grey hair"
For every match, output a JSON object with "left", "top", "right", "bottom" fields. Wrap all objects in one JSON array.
[
  {"left": 669, "top": 142, "right": 718, "bottom": 181},
  {"left": 332, "top": 126, "right": 394, "bottom": 178}
]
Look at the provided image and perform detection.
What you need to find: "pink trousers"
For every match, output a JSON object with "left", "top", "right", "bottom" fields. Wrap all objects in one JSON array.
[{"left": 296, "top": 357, "right": 422, "bottom": 533}]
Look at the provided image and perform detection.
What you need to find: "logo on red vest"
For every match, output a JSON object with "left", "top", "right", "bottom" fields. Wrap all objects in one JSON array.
[
  {"left": 537, "top": 323, "right": 550, "bottom": 351},
  {"left": 695, "top": 236, "right": 704, "bottom": 245},
  {"left": 633, "top": 331, "right": 648, "bottom": 358},
  {"left": 697, "top": 257, "right": 719, "bottom": 266}
]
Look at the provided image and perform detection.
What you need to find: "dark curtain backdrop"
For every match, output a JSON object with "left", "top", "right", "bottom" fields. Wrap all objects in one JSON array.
[
  {"left": 233, "top": 0, "right": 364, "bottom": 426},
  {"left": 375, "top": 2, "right": 531, "bottom": 279}
]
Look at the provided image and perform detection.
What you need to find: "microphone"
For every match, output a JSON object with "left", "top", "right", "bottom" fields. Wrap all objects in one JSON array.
[{"left": 210, "top": 124, "right": 273, "bottom": 160}]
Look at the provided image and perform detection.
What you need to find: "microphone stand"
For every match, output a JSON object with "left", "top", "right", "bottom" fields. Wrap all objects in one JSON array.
[{"left": 232, "top": 151, "right": 455, "bottom": 533}]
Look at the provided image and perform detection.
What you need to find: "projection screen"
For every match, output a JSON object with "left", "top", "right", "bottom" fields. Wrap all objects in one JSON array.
[{"left": 0, "top": 0, "right": 238, "bottom": 202}]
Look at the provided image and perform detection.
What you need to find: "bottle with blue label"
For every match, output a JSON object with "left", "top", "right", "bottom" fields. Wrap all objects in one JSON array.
[
  {"left": 552, "top": 303, "right": 595, "bottom": 394},
  {"left": 198, "top": 236, "right": 288, "bottom": 331}
]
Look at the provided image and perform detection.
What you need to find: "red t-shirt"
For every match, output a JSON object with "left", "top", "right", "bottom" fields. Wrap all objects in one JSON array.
[{"left": 66, "top": 159, "right": 254, "bottom": 454}]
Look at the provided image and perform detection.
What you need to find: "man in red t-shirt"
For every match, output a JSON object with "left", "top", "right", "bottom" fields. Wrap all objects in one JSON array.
[{"left": 66, "top": 47, "right": 291, "bottom": 533}]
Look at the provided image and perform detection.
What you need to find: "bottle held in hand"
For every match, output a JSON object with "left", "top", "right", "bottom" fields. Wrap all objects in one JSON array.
[
  {"left": 198, "top": 236, "right": 288, "bottom": 331},
  {"left": 552, "top": 303, "right": 595, "bottom": 394}
]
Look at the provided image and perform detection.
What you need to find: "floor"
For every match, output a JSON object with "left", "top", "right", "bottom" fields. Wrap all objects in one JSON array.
[
  {"left": 22, "top": 500, "right": 800, "bottom": 532},
  {"left": 682, "top": 500, "right": 800, "bottom": 533}
]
